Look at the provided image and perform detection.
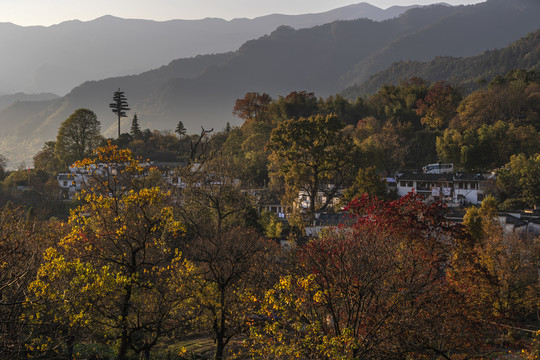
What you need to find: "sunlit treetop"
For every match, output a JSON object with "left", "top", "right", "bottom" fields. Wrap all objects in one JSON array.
[{"left": 73, "top": 141, "right": 144, "bottom": 174}]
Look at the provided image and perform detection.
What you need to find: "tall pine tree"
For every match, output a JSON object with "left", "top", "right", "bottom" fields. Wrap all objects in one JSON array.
[
  {"left": 175, "top": 121, "right": 186, "bottom": 137},
  {"left": 110, "top": 88, "right": 130, "bottom": 138}
]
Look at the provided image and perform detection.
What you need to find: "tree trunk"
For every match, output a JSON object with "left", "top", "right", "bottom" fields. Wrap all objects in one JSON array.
[
  {"left": 214, "top": 336, "right": 225, "bottom": 360},
  {"left": 214, "top": 288, "right": 227, "bottom": 360},
  {"left": 117, "top": 283, "right": 133, "bottom": 360},
  {"left": 66, "top": 334, "right": 75, "bottom": 360},
  {"left": 143, "top": 346, "right": 150, "bottom": 360}
]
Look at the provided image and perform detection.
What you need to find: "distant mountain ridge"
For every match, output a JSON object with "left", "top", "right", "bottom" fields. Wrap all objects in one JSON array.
[
  {"left": 0, "top": 93, "right": 59, "bottom": 111},
  {"left": 0, "top": 2, "right": 416, "bottom": 96},
  {"left": 0, "top": 0, "right": 539, "bottom": 166},
  {"left": 341, "top": 29, "right": 540, "bottom": 97}
]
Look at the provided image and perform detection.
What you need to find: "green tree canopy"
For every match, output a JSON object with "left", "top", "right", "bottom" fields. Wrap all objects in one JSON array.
[
  {"left": 33, "top": 141, "right": 61, "bottom": 173},
  {"left": 55, "top": 108, "right": 102, "bottom": 168},
  {"left": 267, "top": 114, "right": 356, "bottom": 225},
  {"left": 495, "top": 153, "right": 540, "bottom": 209}
]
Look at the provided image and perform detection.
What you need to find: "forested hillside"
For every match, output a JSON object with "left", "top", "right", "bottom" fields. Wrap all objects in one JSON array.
[{"left": 343, "top": 28, "right": 540, "bottom": 97}]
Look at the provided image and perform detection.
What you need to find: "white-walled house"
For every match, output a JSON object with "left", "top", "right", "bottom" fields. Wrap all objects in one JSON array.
[
  {"left": 396, "top": 172, "right": 488, "bottom": 206},
  {"left": 498, "top": 210, "right": 540, "bottom": 236},
  {"left": 57, "top": 173, "right": 84, "bottom": 199}
]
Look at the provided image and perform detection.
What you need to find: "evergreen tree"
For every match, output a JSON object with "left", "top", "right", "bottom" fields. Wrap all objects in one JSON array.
[
  {"left": 175, "top": 120, "right": 186, "bottom": 137},
  {"left": 109, "top": 88, "right": 130, "bottom": 138},
  {"left": 130, "top": 113, "right": 142, "bottom": 139}
]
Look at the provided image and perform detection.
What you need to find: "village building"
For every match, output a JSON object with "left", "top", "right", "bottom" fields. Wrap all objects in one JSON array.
[{"left": 395, "top": 171, "right": 490, "bottom": 206}]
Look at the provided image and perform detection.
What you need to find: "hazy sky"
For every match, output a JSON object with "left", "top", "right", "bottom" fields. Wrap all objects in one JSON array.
[{"left": 1, "top": 0, "right": 486, "bottom": 26}]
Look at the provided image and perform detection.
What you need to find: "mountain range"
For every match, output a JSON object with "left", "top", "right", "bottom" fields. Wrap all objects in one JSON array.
[
  {"left": 0, "top": 2, "right": 416, "bottom": 96},
  {"left": 1, "top": 0, "right": 539, "bottom": 166}
]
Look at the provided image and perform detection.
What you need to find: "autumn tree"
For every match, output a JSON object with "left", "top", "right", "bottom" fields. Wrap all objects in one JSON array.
[
  {"left": 450, "top": 200, "right": 540, "bottom": 325},
  {"left": 0, "top": 205, "right": 62, "bottom": 358},
  {"left": 416, "top": 81, "right": 461, "bottom": 129},
  {"left": 267, "top": 114, "right": 356, "bottom": 225},
  {"left": 232, "top": 92, "right": 272, "bottom": 124},
  {"left": 55, "top": 108, "right": 102, "bottom": 168},
  {"left": 29, "top": 144, "right": 194, "bottom": 360},
  {"left": 177, "top": 156, "right": 279, "bottom": 360},
  {"left": 246, "top": 194, "right": 481, "bottom": 359},
  {"left": 110, "top": 88, "right": 130, "bottom": 138},
  {"left": 187, "top": 227, "right": 278, "bottom": 360},
  {"left": 221, "top": 121, "right": 273, "bottom": 186},
  {"left": 452, "top": 70, "right": 540, "bottom": 131}
]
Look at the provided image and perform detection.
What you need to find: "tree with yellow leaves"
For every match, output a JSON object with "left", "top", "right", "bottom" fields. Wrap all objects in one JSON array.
[
  {"left": 452, "top": 196, "right": 540, "bottom": 323},
  {"left": 28, "top": 143, "right": 195, "bottom": 360}
]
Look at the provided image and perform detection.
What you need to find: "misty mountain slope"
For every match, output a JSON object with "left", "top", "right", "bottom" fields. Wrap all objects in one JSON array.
[
  {"left": 130, "top": 5, "right": 460, "bottom": 131},
  {"left": 0, "top": 52, "right": 236, "bottom": 164},
  {"left": 6, "top": 6, "right": 451, "bottom": 142},
  {"left": 0, "top": 3, "right": 415, "bottom": 95},
  {"left": 341, "top": 0, "right": 540, "bottom": 88},
  {"left": 342, "top": 29, "right": 540, "bottom": 97},
  {"left": 131, "top": 0, "right": 539, "bottom": 131},
  {"left": 0, "top": 93, "right": 59, "bottom": 111}
]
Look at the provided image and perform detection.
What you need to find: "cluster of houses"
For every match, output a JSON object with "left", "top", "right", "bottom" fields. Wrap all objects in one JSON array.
[
  {"left": 56, "top": 162, "right": 539, "bottom": 238},
  {"left": 56, "top": 162, "right": 182, "bottom": 199}
]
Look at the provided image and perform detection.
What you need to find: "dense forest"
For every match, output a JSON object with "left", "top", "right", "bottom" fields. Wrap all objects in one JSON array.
[{"left": 0, "top": 68, "right": 539, "bottom": 359}]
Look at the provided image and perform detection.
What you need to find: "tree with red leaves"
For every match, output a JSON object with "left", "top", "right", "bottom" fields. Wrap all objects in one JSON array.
[
  {"left": 246, "top": 193, "right": 484, "bottom": 359},
  {"left": 416, "top": 81, "right": 461, "bottom": 129}
]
